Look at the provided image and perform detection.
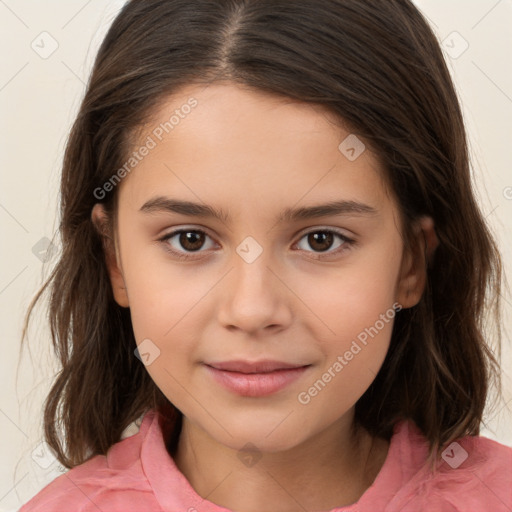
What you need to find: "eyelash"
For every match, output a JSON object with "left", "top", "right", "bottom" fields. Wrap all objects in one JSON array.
[{"left": 158, "top": 227, "right": 356, "bottom": 261}]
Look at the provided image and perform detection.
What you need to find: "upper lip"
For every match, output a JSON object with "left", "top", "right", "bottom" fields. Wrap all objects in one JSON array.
[{"left": 206, "top": 360, "right": 310, "bottom": 374}]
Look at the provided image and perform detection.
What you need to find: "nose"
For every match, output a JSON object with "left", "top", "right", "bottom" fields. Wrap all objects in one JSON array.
[{"left": 217, "top": 250, "right": 293, "bottom": 336}]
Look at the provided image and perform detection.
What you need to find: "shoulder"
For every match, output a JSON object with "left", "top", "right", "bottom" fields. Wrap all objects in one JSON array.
[
  {"left": 393, "top": 422, "right": 512, "bottom": 512},
  {"left": 19, "top": 410, "right": 163, "bottom": 512}
]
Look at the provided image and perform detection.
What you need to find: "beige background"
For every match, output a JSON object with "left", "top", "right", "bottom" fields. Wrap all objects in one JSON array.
[{"left": 0, "top": 0, "right": 511, "bottom": 509}]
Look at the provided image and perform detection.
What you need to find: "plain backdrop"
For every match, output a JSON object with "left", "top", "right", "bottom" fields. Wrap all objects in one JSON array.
[{"left": 0, "top": 1, "right": 511, "bottom": 510}]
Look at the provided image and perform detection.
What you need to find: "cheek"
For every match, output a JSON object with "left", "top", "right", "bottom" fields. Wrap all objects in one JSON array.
[
  {"left": 296, "top": 305, "right": 395, "bottom": 425},
  {"left": 291, "top": 244, "right": 400, "bottom": 407},
  {"left": 291, "top": 246, "right": 401, "bottom": 341},
  {"left": 120, "top": 239, "right": 209, "bottom": 340},
  {"left": 120, "top": 242, "right": 212, "bottom": 390}
]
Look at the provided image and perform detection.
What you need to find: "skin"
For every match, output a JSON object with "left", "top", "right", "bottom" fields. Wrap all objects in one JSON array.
[{"left": 92, "top": 82, "right": 438, "bottom": 512}]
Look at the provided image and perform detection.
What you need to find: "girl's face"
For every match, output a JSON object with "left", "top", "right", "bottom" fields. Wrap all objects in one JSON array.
[{"left": 95, "top": 82, "right": 429, "bottom": 452}]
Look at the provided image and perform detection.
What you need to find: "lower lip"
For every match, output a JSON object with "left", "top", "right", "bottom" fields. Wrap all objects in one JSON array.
[{"left": 204, "top": 364, "right": 310, "bottom": 397}]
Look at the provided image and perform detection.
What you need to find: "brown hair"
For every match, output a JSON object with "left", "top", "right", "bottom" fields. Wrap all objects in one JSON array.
[{"left": 23, "top": 0, "right": 503, "bottom": 470}]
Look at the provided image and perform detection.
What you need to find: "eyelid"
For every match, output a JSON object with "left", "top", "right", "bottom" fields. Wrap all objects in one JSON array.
[
  {"left": 158, "top": 225, "right": 217, "bottom": 243},
  {"left": 295, "top": 225, "right": 354, "bottom": 240}
]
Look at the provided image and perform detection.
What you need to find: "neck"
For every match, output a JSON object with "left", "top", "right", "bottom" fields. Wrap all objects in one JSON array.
[{"left": 173, "top": 412, "right": 389, "bottom": 512}]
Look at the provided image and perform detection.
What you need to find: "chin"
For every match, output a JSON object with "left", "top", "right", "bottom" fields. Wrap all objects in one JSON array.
[{"left": 209, "top": 416, "right": 311, "bottom": 453}]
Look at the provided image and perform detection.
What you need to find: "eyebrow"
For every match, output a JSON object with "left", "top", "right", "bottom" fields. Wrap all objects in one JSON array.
[{"left": 139, "top": 196, "right": 378, "bottom": 223}]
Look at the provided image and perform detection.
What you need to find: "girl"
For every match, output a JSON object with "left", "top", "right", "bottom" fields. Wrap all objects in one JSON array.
[{"left": 20, "top": 0, "right": 512, "bottom": 511}]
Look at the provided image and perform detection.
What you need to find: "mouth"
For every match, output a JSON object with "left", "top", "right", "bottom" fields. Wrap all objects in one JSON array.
[
  {"left": 206, "top": 359, "right": 310, "bottom": 373},
  {"left": 204, "top": 360, "right": 312, "bottom": 397}
]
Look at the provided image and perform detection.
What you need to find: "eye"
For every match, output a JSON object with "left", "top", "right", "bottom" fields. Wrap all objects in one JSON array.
[
  {"left": 159, "top": 229, "right": 216, "bottom": 259},
  {"left": 158, "top": 227, "right": 355, "bottom": 261},
  {"left": 295, "top": 229, "right": 354, "bottom": 257}
]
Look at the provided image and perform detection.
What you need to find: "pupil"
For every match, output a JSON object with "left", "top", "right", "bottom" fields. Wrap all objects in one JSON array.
[
  {"left": 181, "top": 231, "right": 204, "bottom": 251},
  {"left": 309, "top": 232, "right": 333, "bottom": 252}
]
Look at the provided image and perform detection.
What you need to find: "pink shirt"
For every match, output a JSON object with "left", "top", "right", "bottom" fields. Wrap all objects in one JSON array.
[{"left": 20, "top": 409, "right": 512, "bottom": 511}]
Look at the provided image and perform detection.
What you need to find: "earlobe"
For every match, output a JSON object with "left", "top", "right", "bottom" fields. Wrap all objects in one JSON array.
[
  {"left": 91, "top": 203, "right": 130, "bottom": 308},
  {"left": 396, "top": 216, "right": 439, "bottom": 309}
]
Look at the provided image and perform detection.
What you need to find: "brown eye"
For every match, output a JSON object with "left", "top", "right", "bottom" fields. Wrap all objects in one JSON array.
[
  {"left": 307, "top": 232, "right": 335, "bottom": 252},
  {"left": 296, "top": 229, "right": 353, "bottom": 257},
  {"left": 178, "top": 231, "right": 206, "bottom": 251},
  {"left": 160, "top": 229, "right": 216, "bottom": 259}
]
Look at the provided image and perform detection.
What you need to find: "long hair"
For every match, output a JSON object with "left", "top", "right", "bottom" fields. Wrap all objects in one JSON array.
[{"left": 23, "top": 0, "right": 503, "bottom": 469}]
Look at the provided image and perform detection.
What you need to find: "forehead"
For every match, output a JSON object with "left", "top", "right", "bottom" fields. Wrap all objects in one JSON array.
[{"left": 119, "top": 82, "right": 394, "bottom": 219}]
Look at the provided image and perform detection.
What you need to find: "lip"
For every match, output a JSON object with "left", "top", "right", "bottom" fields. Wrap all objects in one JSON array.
[
  {"left": 204, "top": 360, "right": 311, "bottom": 397},
  {"left": 207, "top": 359, "right": 308, "bottom": 373}
]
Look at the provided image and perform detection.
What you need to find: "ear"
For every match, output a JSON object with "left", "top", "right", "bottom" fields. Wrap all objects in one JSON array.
[
  {"left": 91, "top": 203, "right": 130, "bottom": 308},
  {"left": 396, "top": 216, "right": 439, "bottom": 309}
]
